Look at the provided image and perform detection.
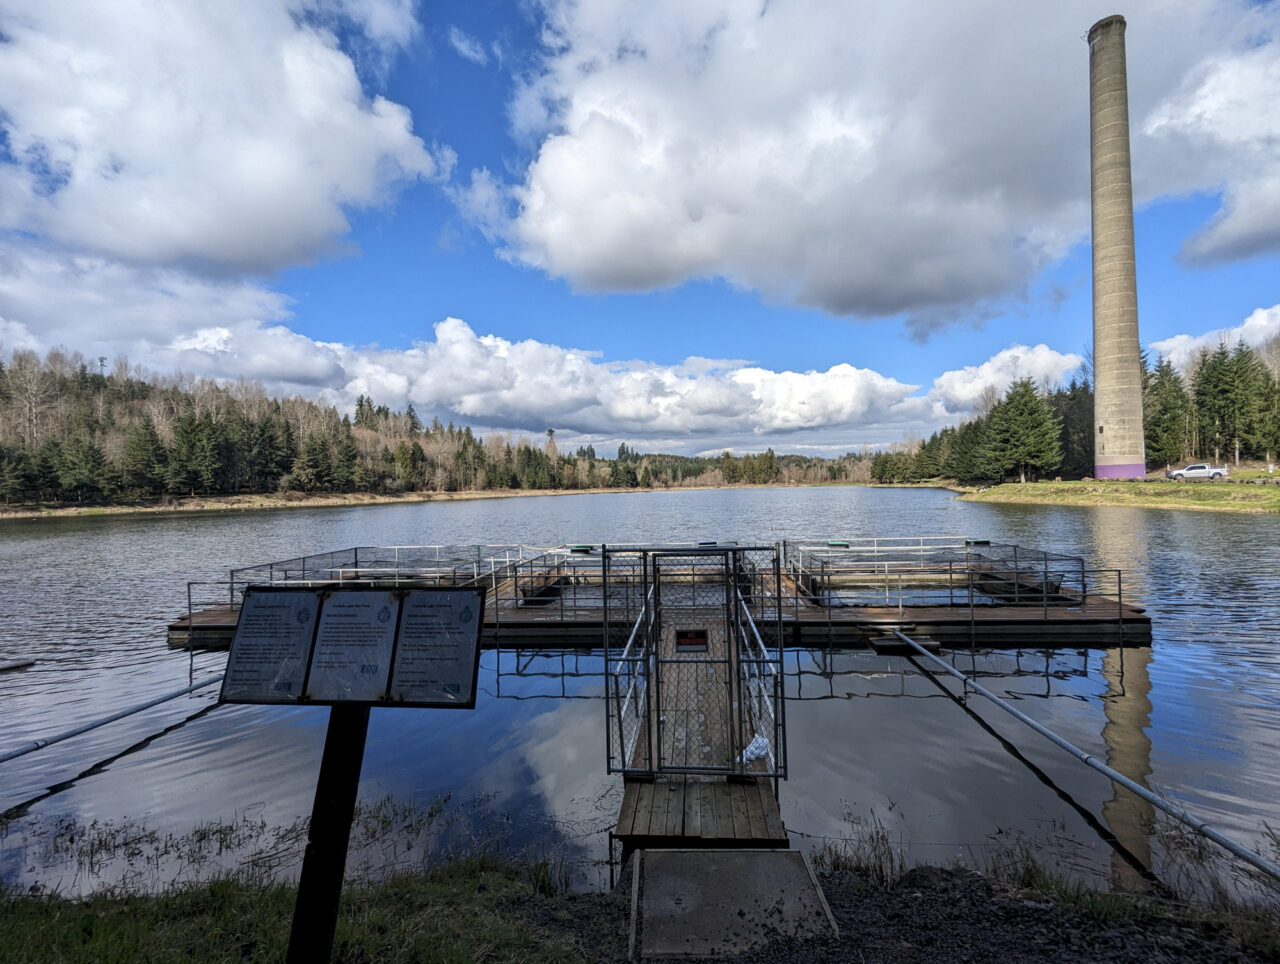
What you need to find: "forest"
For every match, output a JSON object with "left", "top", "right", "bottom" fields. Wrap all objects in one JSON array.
[
  {"left": 2, "top": 337, "right": 1276, "bottom": 506},
  {"left": 870, "top": 338, "right": 1280, "bottom": 483},
  {"left": 0, "top": 349, "right": 870, "bottom": 505}
]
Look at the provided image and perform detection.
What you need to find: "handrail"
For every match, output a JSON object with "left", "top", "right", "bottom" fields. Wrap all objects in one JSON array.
[{"left": 892, "top": 630, "right": 1280, "bottom": 885}]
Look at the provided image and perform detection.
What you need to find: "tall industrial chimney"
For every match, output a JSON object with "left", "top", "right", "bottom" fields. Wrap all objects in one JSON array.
[{"left": 1088, "top": 15, "right": 1146, "bottom": 479}]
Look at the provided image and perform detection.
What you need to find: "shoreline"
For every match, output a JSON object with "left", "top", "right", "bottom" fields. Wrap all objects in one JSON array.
[
  {"left": 0, "top": 484, "right": 684, "bottom": 522},
  {"left": 959, "top": 479, "right": 1280, "bottom": 514},
  {"left": 0, "top": 481, "right": 874, "bottom": 522},
  {"left": 3, "top": 477, "right": 1278, "bottom": 523}
]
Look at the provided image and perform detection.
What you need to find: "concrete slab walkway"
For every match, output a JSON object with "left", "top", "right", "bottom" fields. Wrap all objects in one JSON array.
[{"left": 631, "top": 849, "right": 837, "bottom": 960}]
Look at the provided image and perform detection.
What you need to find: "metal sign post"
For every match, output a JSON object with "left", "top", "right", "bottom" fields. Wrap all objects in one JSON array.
[
  {"left": 219, "top": 583, "right": 486, "bottom": 963},
  {"left": 287, "top": 703, "right": 370, "bottom": 963}
]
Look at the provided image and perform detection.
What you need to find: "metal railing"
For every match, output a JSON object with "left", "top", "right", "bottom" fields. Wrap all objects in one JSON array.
[
  {"left": 606, "top": 587, "right": 655, "bottom": 774},
  {"left": 603, "top": 545, "right": 784, "bottom": 778},
  {"left": 778, "top": 537, "right": 1133, "bottom": 636}
]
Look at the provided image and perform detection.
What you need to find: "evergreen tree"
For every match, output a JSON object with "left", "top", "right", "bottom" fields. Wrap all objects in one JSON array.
[
  {"left": 121, "top": 416, "right": 167, "bottom": 496},
  {"left": 1225, "top": 342, "right": 1267, "bottom": 463},
  {"left": 942, "top": 418, "right": 988, "bottom": 483},
  {"left": 0, "top": 445, "right": 34, "bottom": 502},
  {"left": 1047, "top": 378, "right": 1093, "bottom": 478},
  {"left": 31, "top": 438, "right": 62, "bottom": 500},
  {"left": 1143, "top": 358, "right": 1188, "bottom": 468},
  {"left": 391, "top": 440, "right": 425, "bottom": 490},
  {"left": 1192, "top": 343, "right": 1232, "bottom": 462},
  {"left": 292, "top": 433, "right": 334, "bottom": 492},
  {"left": 331, "top": 419, "right": 360, "bottom": 492},
  {"left": 405, "top": 403, "right": 423, "bottom": 433},
  {"left": 57, "top": 435, "right": 107, "bottom": 501},
  {"left": 1262, "top": 369, "right": 1280, "bottom": 464},
  {"left": 167, "top": 412, "right": 219, "bottom": 495},
  {"left": 979, "top": 380, "right": 1062, "bottom": 483}
]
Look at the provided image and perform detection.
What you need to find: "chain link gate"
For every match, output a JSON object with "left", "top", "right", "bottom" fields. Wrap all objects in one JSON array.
[{"left": 605, "top": 544, "right": 786, "bottom": 779}]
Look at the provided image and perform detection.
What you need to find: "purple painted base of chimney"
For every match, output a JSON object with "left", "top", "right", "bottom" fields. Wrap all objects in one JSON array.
[{"left": 1093, "top": 463, "right": 1146, "bottom": 480}]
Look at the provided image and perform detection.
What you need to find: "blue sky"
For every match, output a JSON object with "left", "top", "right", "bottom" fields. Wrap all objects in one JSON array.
[{"left": 1, "top": 0, "right": 1278, "bottom": 455}]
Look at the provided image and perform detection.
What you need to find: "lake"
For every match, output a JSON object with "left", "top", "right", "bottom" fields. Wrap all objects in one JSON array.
[{"left": 1, "top": 486, "right": 1277, "bottom": 894}]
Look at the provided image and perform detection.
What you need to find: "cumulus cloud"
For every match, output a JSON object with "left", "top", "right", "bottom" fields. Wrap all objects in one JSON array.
[
  {"left": 0, "top": 239, "right": 1085, "bottom": 449},
  {"left": 1144, "top": 43, "right": 1280, "bottom": 264},
  {"left": 1149, "top": 305, "right": 1280, "bottom": 372},
  {"left": 465, "top": 0, "right": 1280, "bottom": 324},
  {"left": 1, "top": 236, "right": 1262, "bottom": 452},
  {"left": 926, "top": 344, "right": 1085, "bottom": 413},
  {"left": 0, "top": 0, "right": 445, "bottom": 273}
]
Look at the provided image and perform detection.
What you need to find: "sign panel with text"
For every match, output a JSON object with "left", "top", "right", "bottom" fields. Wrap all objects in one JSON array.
[{"left": 219, "top": 585, "right": 485, "bottom": 708}]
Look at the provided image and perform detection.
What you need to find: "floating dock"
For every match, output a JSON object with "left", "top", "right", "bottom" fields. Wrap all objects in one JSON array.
[
  {"left": 602, "top": 545, "right": 789, "bottom": 862},
  {"left": 614, "top": 776, "right": 787, "bottom": 857},
  {"left": 169, "top": 538, "right": 1151, "bottom": 650}
]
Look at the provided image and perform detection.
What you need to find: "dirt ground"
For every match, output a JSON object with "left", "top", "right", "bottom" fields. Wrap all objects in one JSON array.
[{"left": 510, "top": 864, "right": 1279, "bottom": 963}]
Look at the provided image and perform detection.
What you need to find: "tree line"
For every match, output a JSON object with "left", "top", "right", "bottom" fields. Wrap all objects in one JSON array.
[
  {"left": 0, "top": 349, "right": 873, "bottom": 505},
  {"left": 870, "top": 337, "right": 1280, "bottom": 484},
  {"left": 7, "top": 335, "right": 1273, "bottom": 505}
]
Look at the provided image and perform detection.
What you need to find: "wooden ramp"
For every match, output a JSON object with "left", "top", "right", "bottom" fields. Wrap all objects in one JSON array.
[{"left": 614, "top": 775, "right": 787, "bottom": 858}]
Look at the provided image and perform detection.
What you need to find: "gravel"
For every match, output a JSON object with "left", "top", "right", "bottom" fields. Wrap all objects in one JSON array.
[{"left": 511, "top": 864, "right": 1279, "bottom": 962}]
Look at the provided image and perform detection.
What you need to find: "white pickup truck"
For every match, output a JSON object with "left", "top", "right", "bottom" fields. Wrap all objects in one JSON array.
[{"left": 1166, "top": 463, "right": 1229, "bottom": 480}]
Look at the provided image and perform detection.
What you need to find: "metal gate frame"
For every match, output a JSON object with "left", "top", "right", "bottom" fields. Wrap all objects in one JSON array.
[
  {"left": 652, "top": 549, "right": 737, "bottom": 774},
  {"left": 604, "top": 544, "right": 787, "bottom": 780}
]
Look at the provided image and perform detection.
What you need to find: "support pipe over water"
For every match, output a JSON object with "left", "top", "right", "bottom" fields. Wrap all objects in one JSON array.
[
  {"left": 892, "top": 630, "right": 1280, "bottom": 885},
  {"left": 0, "top": 676, "right": 223, "bottom": 765}
]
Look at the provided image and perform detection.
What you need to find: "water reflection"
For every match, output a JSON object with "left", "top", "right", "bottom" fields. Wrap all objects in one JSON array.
[
  {"left": 3, "top": 487, "right": 1280, "bottom": 896},
  {"left": 1101, "top": 647, "right": 1155, "bottom": 891},
  {"left": 1084, "top": 507, "right": 1158, "bottom": 891}
]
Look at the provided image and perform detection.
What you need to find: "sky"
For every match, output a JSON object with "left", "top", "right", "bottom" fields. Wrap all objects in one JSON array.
[{"left": 1, "top": 0, "right": 1278, "bottom": 456}]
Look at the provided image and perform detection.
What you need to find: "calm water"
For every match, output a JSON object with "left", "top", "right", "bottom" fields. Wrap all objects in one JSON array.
[{"left": 1, "top": 487, "right": 1278, "bottom": 893}]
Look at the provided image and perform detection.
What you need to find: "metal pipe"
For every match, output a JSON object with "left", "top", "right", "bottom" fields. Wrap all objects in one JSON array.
[
  {"left": 0, "top": 675, "right": 224, "bottom": 765},
  {"left": 892, "top": 629, "right": 1280, "bottom": 883}
]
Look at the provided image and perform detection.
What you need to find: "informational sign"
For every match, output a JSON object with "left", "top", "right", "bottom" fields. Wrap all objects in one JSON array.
[
  {"left": 220, "top": 590, "right": 319, "bottom": 702},
  {"left": 307, "top": 590, "right": 400, "bottom": 702},
  {"left": 219, "top": 585, "right": 485, "bottom": 708},
  {"left": 388, "top": 590, "right": 482, "bottom": 706}
]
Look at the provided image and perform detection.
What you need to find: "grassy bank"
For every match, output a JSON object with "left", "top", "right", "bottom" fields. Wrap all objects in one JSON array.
[
  {"left": 0, "top": 856, "right": 626, "bottom": 963},
  {"left": 5, "top": 803, "right": 1278, "bottom": 962},
  {"left": 5, "top": 853, "right": 1278, "bottom": 963},
  {"left": 961, "top": 479, "right": 1280, "bottom": 514}
]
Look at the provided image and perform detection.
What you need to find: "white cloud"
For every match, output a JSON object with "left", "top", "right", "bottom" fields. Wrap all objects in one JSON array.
[
  {"left": 448, "top": 26, "right": 490, "bottom": 66},
  {"left": 927, "top": 344, "right": 1085, "bottom": 413},
  {"left": 467, "top": 0, "right": 1280, "bottom": 324},
  {"left": 0, "top": 238, "right": 1265, "bottom": 451},
  {"left": 0, "top": 0, "right": 444, "bottom": 273},
  {"left": 1145, "top": 43, "right": 1280, "bottom": 264},
  {"left": 320, "top": 0, "right": 420, "bottom": 51},
  {"left": 1149, "top": 305, "right": 1280, "bottom": 372}
]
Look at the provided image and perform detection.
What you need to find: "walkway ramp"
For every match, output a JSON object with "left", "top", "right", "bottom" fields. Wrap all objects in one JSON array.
[{"left": 629, "top": 849, "right": 837, "bottom": 960}]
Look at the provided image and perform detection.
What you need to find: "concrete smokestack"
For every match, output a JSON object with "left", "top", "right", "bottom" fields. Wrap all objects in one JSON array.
[{"left": 1088, "top": 15, "right": 1146, "bottom": 479}]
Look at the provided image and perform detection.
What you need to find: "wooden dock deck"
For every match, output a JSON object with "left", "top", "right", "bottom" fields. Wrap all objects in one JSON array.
[
  {"left": 168, "top": 594, "right": 1151, "bottom": 649},
  {"left": 168, "top": 544, "right": 1152, "bottom": 650},
  {"left": 614, "top": 775, "right": 787, "bottom": 857}
]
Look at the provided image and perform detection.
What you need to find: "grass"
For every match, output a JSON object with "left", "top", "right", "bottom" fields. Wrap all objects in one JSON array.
[
  {"left": 1, "top": 797, "right": 617, "bottom": 962},
  {"left": 962, "top": 478, "right": 1280, "bottom": 513},
  {"left": 810, "top": 805, "right": 906, "bottom": 886},
  {"left": 10, "top": 796, "right": 1280, "bottom": 961},
  {"left": 0, "top": 858, "right": 616, "bottom": 964}
]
